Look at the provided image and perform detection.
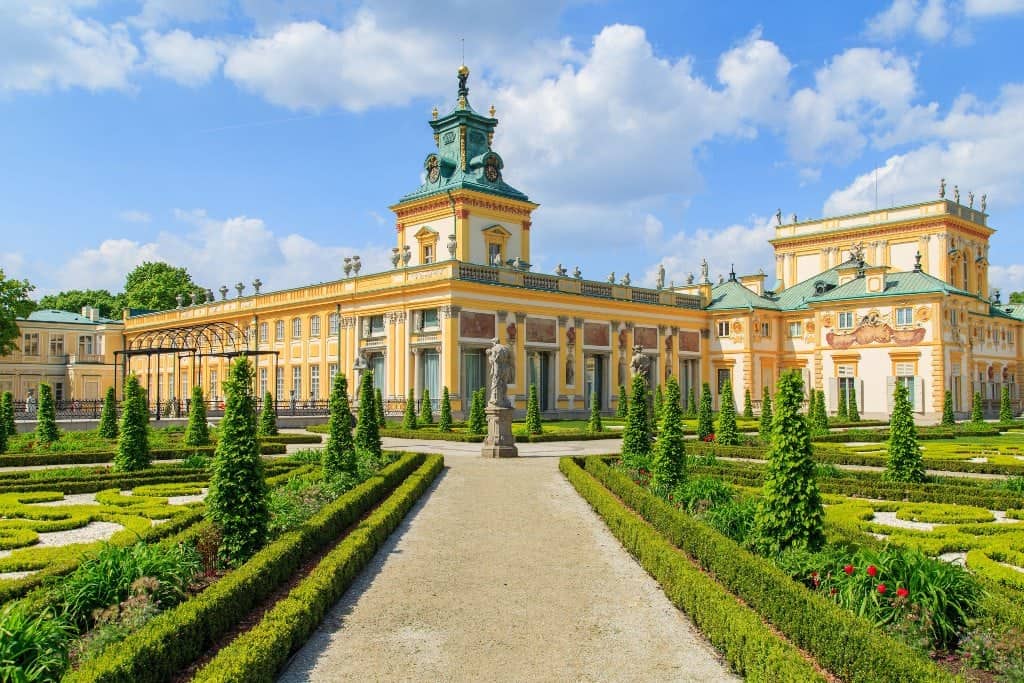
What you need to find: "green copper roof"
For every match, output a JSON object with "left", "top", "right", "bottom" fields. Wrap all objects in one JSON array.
[
  {"left": 993, "top": 303, "right": 1024, "bottom": 321},
  {"left": 809, "top": 269, "right": 970, "bottom": 303},
  {"left": 397, "top": 68, "right": 530, "bottom": 205},
  {"left": 706, "top": 278, "right": 780, "bottom": 311},
  {"left": 24, "top": 309, "right": 119, "bottom": 325}
]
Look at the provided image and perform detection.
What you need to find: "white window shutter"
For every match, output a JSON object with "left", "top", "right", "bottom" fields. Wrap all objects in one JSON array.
[
  {"left": 886, "top": 376, "right": 896, "bottom": 414},
  {"left": 915, "top": 377, "right": 925, "bottom": 413},
  {"left": 827, "top": 377, "right": 838, "bottom": 412}
]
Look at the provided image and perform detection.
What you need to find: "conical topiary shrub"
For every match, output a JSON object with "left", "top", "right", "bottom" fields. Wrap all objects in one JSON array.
[
  {"left": 323, "top": 372, "right": 357, "bottom": 479},
  {"left": 697, "top": 383, "right": 713, "bottom": 440},
  {"left": 588, "top": 390, "right": 603, "bottom": 433},
  {"left": 185, "top": 385, "right": 210, "bottom": 446},
  {"left": 754, "top": 371, "right": 825, "bottom": 554},
  {"left": 468, "top": 387, "right": 486, "bottom": 435},
  {"left": 1, "top": 391, "right": 14, "bottom": 441},
  {"left": 35, "top": 383, "right": 59, "bottom": 446},
  {"left": 207, "top": 357, "right": 269, "bottom": 566},
  {"left": 653, "top": 384, "right": 664, "bottom": 428},
  {"left": 98, "top": 386, "right": 118, "bottom": 439},
  {"left": 686, "top": 387, "right": 697, "bottom": 418},
  {"left": 402, "top": 387, "right": 418, "bottom": 430},
  {"left": 716, "top": 379, "right": 739, "bottom": 446},
  {"left": 971, "top": 392, "right": 984, "bottom": 424},
  {"left": 257, "top": 391, "right": 278, "bottom": 437},
  {"left": 355, "top": 372, "right": 382, "bottom": 464},
  {"left": 616, "top": 384, "right": 628, "bottom": 419},
  {"left": 526, "top": 384, "right": 543, "bottom": 435},
  {"left": 743, "top": 388, "right": 754, "bottom": 419},
  {"left": 758, "top": 387, "right": 773, "bottom": 441},
  {"left": 808, "top": 389, "right": 829, "bottom": 437},
  {"left": 651, "top": 375, "right": 685, "bottom": 492},
  {"left": 419, "top": 388, "right": 433, "bottom": 425},
  {"left": 886, "top": 381, "right": 924, "bottom": 483},
  {"left": 375, "top": 387, "right": 386, "bottom": 428},
  {"left": 621, "top": 373, "right": 651, "bottom": 469},
  {"left": 438, "top": 386, "right": 453, "bottom": 432},
  {"left": 847, "top": 382, "right": 860, "bottom": 422},
  {"left": 836, "top": 384, "right": 848, "bottom": 422},
  {"left": 941, "top": 389, "right": 955, "bottom": 427},
  {"left": 999, "top": 384, "right": 1013, "bottom": 424},
  {"left": 115, "top": 374, "right": 150, "bottom": 472}
]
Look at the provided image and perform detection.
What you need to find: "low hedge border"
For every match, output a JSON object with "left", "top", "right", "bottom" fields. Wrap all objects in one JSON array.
[
  {"left": 812, "top": 425, "right": 1002, "bottom": 443},
  {"left": 580, "top": 456, "right": 954, "bottom": 682},
  {"left": 192, "top": 454, "right": 443, "bottom": 682},
  {"left": 259, "top": 434, "right": 322, "bottom": 445},
  {"left": 374, "top": 428, "right": 620, "bottom": 443},
  {"left": 64, "top": 452, "right": 428, "bottom": 683},
  {"left": 0, "top": 442, "right": 288, "bottom": 468},
  {"left": 560, "top": 457, "right": 824, "bottom": 681}
]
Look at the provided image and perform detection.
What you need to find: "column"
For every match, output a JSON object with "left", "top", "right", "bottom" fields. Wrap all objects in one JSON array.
[{"left": 413, "top": 348, "right": 422, "bottom": 399}]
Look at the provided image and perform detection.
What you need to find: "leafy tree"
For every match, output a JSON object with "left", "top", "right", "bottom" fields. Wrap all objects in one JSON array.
[
  {"left": 355, "top": 371, "right": 382, "bottom": 463},
  {"left": 37, "top": 289, "right": 124, "bottom": 319},
  {"left": 621, "top": 373, "right": 652, "bottom": 469},
  {"left": 184, "top": 385, "right": 210, "bottom": 446},
  {"left": 758, "top": 387, "right": 773, "bottom": 441},
  {"left": 207, "top": 357, "right": 269, "bottom": 566},
  {"left": 742, "top": 388, "right": 754, "bottom": 419},
  {"left": 374, "top": 387, "right": 386, "bottom": 427},
  {"left": 886, "top": 382, "right": 925, "bottom": 483},
  {"left": 836, "top": 384, "right": 848, "bottom": 422},
  {"left": 971, "top": 392, "right": 985, "bottom": 424},
  {"left": 1010, "top": 290, "right": 1024, "bottom": 304},
  {"left": 323, "top": 372, "right": 357, "bottom": 479},
  {"left": 754, "top": 371, "right": 825, "bottom": 554},
  {"left": 686, "top": 387, "right": 697, "bottom": 418},
  {"left": 526, "top": 384, "right": 543, "bottom": 434},
  {"left": 123, "top": 262, "right": 202, "bottom": 312},
  {"left": 716, "top": 379, "right": 739, "bottom": 446},
  {"left": 847, "top": 383, "right": 860, "bottom": 422},
  {"left": 651, "top": 376, "right": 686, "bottom": 491},
  {"left": 468, "top": 388, "right": 486, "bottom": 435},
  {"left": 0, "top": 270, "right": 35, "bottom": 356},
  {"left": 1, "top": 391, "right": 14, "bottom": 439},
  {"left": 257, "top": 392, "right": 278, "bottom": 437},
  {"left": 697, "top": 383, "right": 713, "bottom": 440},
  {"left": 438, "top": 386, "right": 453, "bottom": 432},
  {"left": 402, "top": 387, "right": 418, "bottom": 430},
  {"left": 616, "top": 385, "right": 628, "bottom": 419},
  {"left": 35, "top": 383, "right": 60, "bottom": 445},
  {"left": 588, "top": 390, "right": 603, "bottom": 433},
  {"left": 114, "top": 374, "right": 150, "bottom": 472},
  {"left": 0, "top": 397, "right": 7, "bottom": 454},
  {"left": 999, "top": 384, "right": 1014, "bottom": 424},
  {"left": 419, "top": 388, "right": 434, "bottom": 425},
  {"left": 941, "top": 390, "right": 956, "bottom": 427},
  {"left": 653, "top": 384, "right": 664, "bottom": 427},
  {"left": 98, "top": 387, "right": 118, "bottom": 439}
]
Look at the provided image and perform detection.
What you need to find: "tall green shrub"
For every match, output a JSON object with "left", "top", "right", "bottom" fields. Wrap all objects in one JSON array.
[
  {"left": 886, "top": 381, "right": 924, "bottom": 483},
  {"left": 355, "top": 372, "right": 382, "bottom": 463},
  {"left": 257, "top": 391, "right": 278, "bottom": 437},
  {"left": 323, "top": 372, "right": 356, "bottom": 479},
  {"left": 836, "top": 384, "right": 848, "bottom": 422},
  {"left": 653, "top": 384, "right": 664, "bottom": 427},
  {"left": 114, "top": 374, "right": 150, "bottom": 472},
  {"left": 758, "top": 387, "right": 773, "bottom": 441},
  {"left": 847, "top": 383, "right": 860, "bottom": 422},
  {"left": 98, "top": 386, "right": 118, "bottom": 439},
  {"left": 526, "top": 384, "right": 543, "bottom": 435},
  {"left": 697, "top": 383, "right": 713, "bottom": 440},
  {"left": 468, "top": 387, "right": 486, "bottom": 435},
  {"left": 621, "top": 373, "right": 651, "bottom": 469},
  {"left": 402, "top": 387, "right": 418, "bottom": 430},
  {"left": 588, "top": 390, "right": 603, "bottom": 433},
  {"left": 754, "top": 371, "right": 825, "bottom": 554},
  {"left": 375, "top": 387, "right": 386, "bottom": 427},
  {"left": 419, "top": 388, "right": 433, "bottom": 425},
  {"left": 808, "top": 389, "right": 829, "bottom": 437},
  {"left": 941, "top": 389, "right": 955, "bottom": 427},
  {"left": 0, "top": 400, "right": 7, "bottom": 454},
  {"left": 184, "top": 385, "right": 210, "bottom": 446},
  {"left": 35, "top": 383, "right": 60, "bottom": 445},
  {"left": 1, "top": 391, "right": 14, "bottom": 443},
  {"left": 651, "top": 375, "right": 685, "bottom": 491},
  {"left": 971, "top": 391, "right": 984, "bottom": 424},
  {"left": 686, "top": 387, "right": 697, "bottom": 418},
  {"left": 207, "top": 357, "right": 269, "bottom": 566},
  {"left": 742, "top": 388, "right": 754, "bottom": 419},
  {"left": 438, "top": 386, "right": 453, "bottom": 432},
  {"left": 716, "top": 379, "right": 739, "bottom": 445},
  {"left": 999, "top": 384, "right": 1013, "bottom": 424},
  {"left": 616, "top": 384, "right": 628, "bottom": 418}
]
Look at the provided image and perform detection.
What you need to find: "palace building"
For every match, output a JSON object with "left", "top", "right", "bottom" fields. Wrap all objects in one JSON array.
[{"left": 69, "top": 67, "right": 1023, "bottom": 421}]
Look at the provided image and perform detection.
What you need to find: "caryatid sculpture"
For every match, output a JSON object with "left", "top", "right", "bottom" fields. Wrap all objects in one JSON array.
[{"left": 486, "top": 338, "right": 514, "bottom": 408}]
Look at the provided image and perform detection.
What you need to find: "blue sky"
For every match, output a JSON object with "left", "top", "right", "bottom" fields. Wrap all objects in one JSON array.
[{"left": 2, "top": 0, "right": 1024, "bottom": 298}]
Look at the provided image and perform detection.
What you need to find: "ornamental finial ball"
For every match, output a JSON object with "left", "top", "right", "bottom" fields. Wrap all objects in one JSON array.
[{"left": 458, "top": 64, "right": 470, "bottom": 77}]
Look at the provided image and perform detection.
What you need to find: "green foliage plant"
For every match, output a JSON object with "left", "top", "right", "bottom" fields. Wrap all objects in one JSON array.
[
  {"left": 697, "top": 383, "right": 713, "bottom": 440},
  {"left": 257, "top": 392, "right": 278, "bottom": 437},
  {"left": 653, "top": 384, "right": 664, "bottom": 426},
  {"left": 419, "top": 388, "right": 433, "bottom": 425},
  {"left": 0, "top": 269, "right": 35, "bottom": 355},
  {"left": 0, "top": 603, "right": 74, "bottom": 682},
  {"left": 355, "top": 372, "right": 383, "bottom": 463},
  {"left": 468, "top": 388, "right": 486, "bottom": 435},
  {"left": 754, "top": 371, "right": 825, "bottom": 554},
  {"left": 621, "top": 373, "right": 651, "bottom": 469},
  {"left": 616, "top": 384, "right": 628, "bottom": 418},
  {"left": 847, "top": 382, "right": 860, "bottom": 422},
  {"left": 184, "top": 385, "right": 210, "bottom": 446},
  {"left": 526, "top": 384, "right": 543, "bottom": 435},
  {"left": 207, "top": 357, "right": 269, "bottom": 566},
  {"left": 716, "top": 379, "right": 739, "bottom": 446},
  {"left": 885, "top": 382, "right": 925, "bottom": 483},
  {"left": 35, "top": 383, "right": 60, "bottom": 446},
  {"left": 323, "top": 373, "right": 357, "bottom": 480},
  {"left": 651, "top": 376, "right": 685, "bottom": 492},
  {"left": 971, "top": 391, "right": 985, "bottom": 424},
  {"left": 686, "top": 387, "right": 697, "bottom": 418},
  {"left": 941, "top": 389, "right": 956, "bottom": 427},
  {"left": 999, "top": 384, "right": 1013, "bottom": 424},
  {"left": 743, "top": 388, "right": 754, "bottom": 419},
  {"left": 837, "top": 383, "right": 848, "bottom": 422},
  {"left": 438, "top": 386, "right": 453, "bottom": 432},
  {"left": 114, "top": 374, "right": 150, "bottom": 472},
  {"left": 98, "top": 387, "right": 118, "bottom": 439},
  {"left": 2, "top": 391, "right": 15, "bottom": 442},
  {"left": 588, "top": 390, "right": 603, "bottom": 433},
  {"left": 809, "top": 389, "right": 829, "bottom": 437},
  {"left": 374, "top": 387, "right": 385, "bottom": 428},
  {"left": 402, "top": 387, "right": 418, "bottom": 430},
  {"left": 758, "top": 387, "right": 773, "bottom": 441}
]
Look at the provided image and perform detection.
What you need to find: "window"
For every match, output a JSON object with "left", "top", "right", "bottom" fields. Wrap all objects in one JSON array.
[
  {"left": 210, "top": 370, "right": 218, "bottom": 400},
  {"left": 291, "top": 366, "right": 302, "bottom": 397},
  {"left": 292, "top": 318, "right": 302, "bottom": 339},
  {"left": 488, "top": 242, "right": 502, "bottom": 266},
  {"left": 759, "top": 322, "right": 770, "bottom": 338},
  {"left": 275, "top": 366, "right": 284, "bottom": 400},
  {"left": 420, "top": 308, "right": 439, "bottom": 331},
  {"left": 54, "top": 382, "right": 63, "bottom": 403},
  {"left": 78, "top": 335, "right": 94, "bottom": 356},
  {"left": 422, "top": 243, "right": 434, "bottom": 264},
  {"left": 310, "top": 315, "right": 321, "bottom": 337},
  {"left": 838, "top": 312, "right": 854, "bottom": 329},
  {"left": 950, "top": 310, "right": 958, "bottom": 326},
  {"left": 895, "top": 362, "right": 915, "bottom": 406},
  {"left": 896, "top": 307, "right": 913, "bottom": 326},
  {"left": 838, "top": 365, "right": 856, "bottom": 412},
  {"left": 788, "top": 321, "right": 802, "bottom": 338},
  {"left": 329, "top": 313, "right": 340, "bottom": 336},
  {"left": 259, "top": 322, "right": 269, "bottom": 343},
  {"left": 716, "top": 321, "right": 730, "bottom": 337},
  {"left": 275, "top": 320, "right": 285, "bottom": 341},
  {"left": 22, "top": 333, "right": 39, "bottom": 356},
  {"left": 310, "top": 365, "right": 320, "bottom": 399},
  {"left": 259, "top": 367, "right": 268, "bottom": 396},
  {"left": 370, "top": 314, "right": 385, "bottom": 336},
  {"left": 329, "top": 363, "right": 338, "bottom": 387},
  {"left": 49, "top": 335, "right": 64, "bottom": 357}
]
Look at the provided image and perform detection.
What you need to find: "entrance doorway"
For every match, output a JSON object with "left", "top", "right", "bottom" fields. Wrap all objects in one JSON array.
[
  {"left": 528, "top": 351, "right": 552, "bottom": 411},
  {"left": 585, "top": 355, "right": 606, "bottom": 410}
]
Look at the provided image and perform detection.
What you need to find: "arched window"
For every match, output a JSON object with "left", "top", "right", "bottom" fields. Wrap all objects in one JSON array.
[
  {"left": 275, "top": 320, "right": 284, "bottom": 341},
  {"left": 292, "top": 317, "right": 302, "bottom": 339},
  {"left": 329, "top": 312, "right": 340, "bottom": 335},
  {"left": 259, "top": 322, "right": 269, "bottom": 343},
  {"left": 310, "top": 315, "right": 321, "bottom": 337}
]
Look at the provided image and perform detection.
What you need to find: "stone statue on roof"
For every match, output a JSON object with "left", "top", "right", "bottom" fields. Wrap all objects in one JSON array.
[
  {"left": 775, "top": 208, "right": 782, "bottom": 226},
  {"left": 700, "top": 258, "right": 709, "bottom": 283},
  {"left": 939, "top": 178, "right": 946, "bottom": 198},
  {"left": 656, "top": 264, "right": 665, "bottom": 290},
  {"left": 981, "top": 194, "right": 987, "bottom": 212},
  {"left": 849, "top": 242, "right": 865, "bottom": 264},
  {"left": 968, "top": 192, "right": 975, "bottom": 209},
  {"left": 954, "top": 185, "right": 960, "bottom": 204}
]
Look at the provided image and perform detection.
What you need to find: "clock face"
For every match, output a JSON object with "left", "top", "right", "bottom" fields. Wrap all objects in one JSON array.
[{"left": 485, "top": 163, "right": 499, "bottom": 182}]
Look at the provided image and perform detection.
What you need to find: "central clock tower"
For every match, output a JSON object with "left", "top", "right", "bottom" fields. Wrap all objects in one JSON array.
[{"left": 390, "top": 65, "right": 538, "bottom": 268}]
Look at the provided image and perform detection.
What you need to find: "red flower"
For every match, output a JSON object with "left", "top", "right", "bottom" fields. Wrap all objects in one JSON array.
[
  {"left": 867, "top": 565, "right": 878, "bottom": 577},
  {"left": 829, "top": 588, "right": 837, "bottom": 595},
  {"left": 896, "top": 587, "right": 909, "bottom": 598},
  {"left": 877, "top": 584, "right": 887, "bottom": 594},
  {"left": 843, "top": 564, "right": 854, "bottom": 575}
]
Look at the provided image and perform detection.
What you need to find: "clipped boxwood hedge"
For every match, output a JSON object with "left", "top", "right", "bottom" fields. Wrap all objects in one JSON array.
[
  {"left": 64, "top": 453, "right": 428, "bottom": 683},
  {"left": 0, "top": 442, "right": 287, "bottom": 468},
  {"left": 560, "top": 457, "right": 825, "bottom": 681},
  {"left": 192, "top": 454, "right": 443, "bottom": 681},
  {"left": 579, "top": 456, "right": 954, "bottom": 682},
  {"left": 259, "top": 434, "right": 322, "bottom": 445}
]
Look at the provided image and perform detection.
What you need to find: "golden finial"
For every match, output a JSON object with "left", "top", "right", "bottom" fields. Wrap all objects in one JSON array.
[
  {"left": 432, "top": 106, "right": 439, "bottom": 120},
  {"left": 458, "top": 64, "right": 470, "bottom": 78},
  {"left": 488, "top": 104, "right": 496, "bottom": 118}
]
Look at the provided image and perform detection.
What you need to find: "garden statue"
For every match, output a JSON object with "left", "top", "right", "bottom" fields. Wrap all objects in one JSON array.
[
  {"left": 482, "top": 338, "right": 518, "bottom": 457},
  {"left": 630, "top": 345, "right": 651, "bottom": 379},
  {"left": 486, "top": 339, "right": 514, "bottom": 408}
]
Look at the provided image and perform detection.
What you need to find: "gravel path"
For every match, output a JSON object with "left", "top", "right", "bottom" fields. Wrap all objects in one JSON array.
[{"left": 278, "top": 447, "right": 737, "bottom": 683}]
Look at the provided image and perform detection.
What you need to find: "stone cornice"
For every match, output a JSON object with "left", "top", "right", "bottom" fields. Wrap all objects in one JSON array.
[{"left": 771, "top": 217, "right": 994, "bottom": 251}]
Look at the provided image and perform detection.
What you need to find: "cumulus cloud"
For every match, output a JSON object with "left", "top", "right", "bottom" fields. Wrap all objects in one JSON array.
[
  {"left": 142, "top": 29, "right": 224, "bottom": 86},
  {"left": 866, "top": 0, "right": 1024, "bottom": 43},
  {"left": 645, "top": 217, "right": 777, "bottom": 289},
  {"left": 118, "top": 210, "right": 152, "bottom": 224},
  {"left": 131, "top": 0, "right": 230, "bottom": 28},
  {"left": 964, "top": 0, "right": 1024, "bottom": 15},
  {"left": 989, "top": 264, "right": 1024, "bottom": 294}
]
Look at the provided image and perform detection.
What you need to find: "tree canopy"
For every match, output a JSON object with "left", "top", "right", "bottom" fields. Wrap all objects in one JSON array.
[
  {"left": 1009, "top": 291, "right": 1024, "bottom": 304},
  {"left": 0, "top": 270, "right": 36, "bottom": 356},
  {"left": 123, "top": 261, "right": 203, "bottom": 311},
  {"left": 37, "top": 289, "right": 124, "bottom": 319}
]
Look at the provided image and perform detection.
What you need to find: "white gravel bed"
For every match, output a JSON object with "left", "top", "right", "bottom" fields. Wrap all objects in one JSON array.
[
  {"left": 871, "top": 511, "right": 935, "bottom": 532},
  {"left": 35, "top": 521, "right": 123, "bottom": 547},
  {"left": 167, "top": 488, "right": 207, "bottom": 505},
  {"left": 0, "top": 570, "right": 36, "bottom": 581},
  {"left": 939, "top": 552, "right": 967, "bottom": 566},
  {"left": 993, "top": 510, "right": 1021, "bottom": 524},
  {"left": 33, "top": 493, "right": 98, "bottom": 506},
  {"left": 999, "top": 561, "right": 1024, "bottom": 574}
]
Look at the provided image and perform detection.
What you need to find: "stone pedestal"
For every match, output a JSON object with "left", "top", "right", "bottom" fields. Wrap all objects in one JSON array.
[{"left": 481, "top": 405, "right": 518, "bottom": 458}]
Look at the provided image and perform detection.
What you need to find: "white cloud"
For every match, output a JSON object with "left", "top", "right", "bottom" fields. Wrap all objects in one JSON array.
[
  {"left": 917, "top": 0, "right": 951, "bottom": 40},
  {"left": 142, "top": 29, "right": 224, "bottom": 86},
  {"left": 989, "top": 264, "right": 1024, "bottom": 294},
  {"left": 866, "top": 0, "right": 1024, "bottom": 43},
  {"left": 131, "top": 0, "right": 230, "bottom": 28},
  {"left": 964, "top": 0, "right": 1024, "bottom": 16},
  {"left": 118, "top": 210, "right": 152, "bottom": 224},
  {"left": 865, "top": 0, "right": 920, "bottom": 40},
  {"left": 648, "top": 217, "right": 777, "bottom": 289},
  {"left": 0, "top": 1, "right": 138, "bottom": 93}
]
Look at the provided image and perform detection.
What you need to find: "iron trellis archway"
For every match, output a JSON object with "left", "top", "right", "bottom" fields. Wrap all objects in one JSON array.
[{"left": 115, "top": 321, "right": 279, "bottom": 420}]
